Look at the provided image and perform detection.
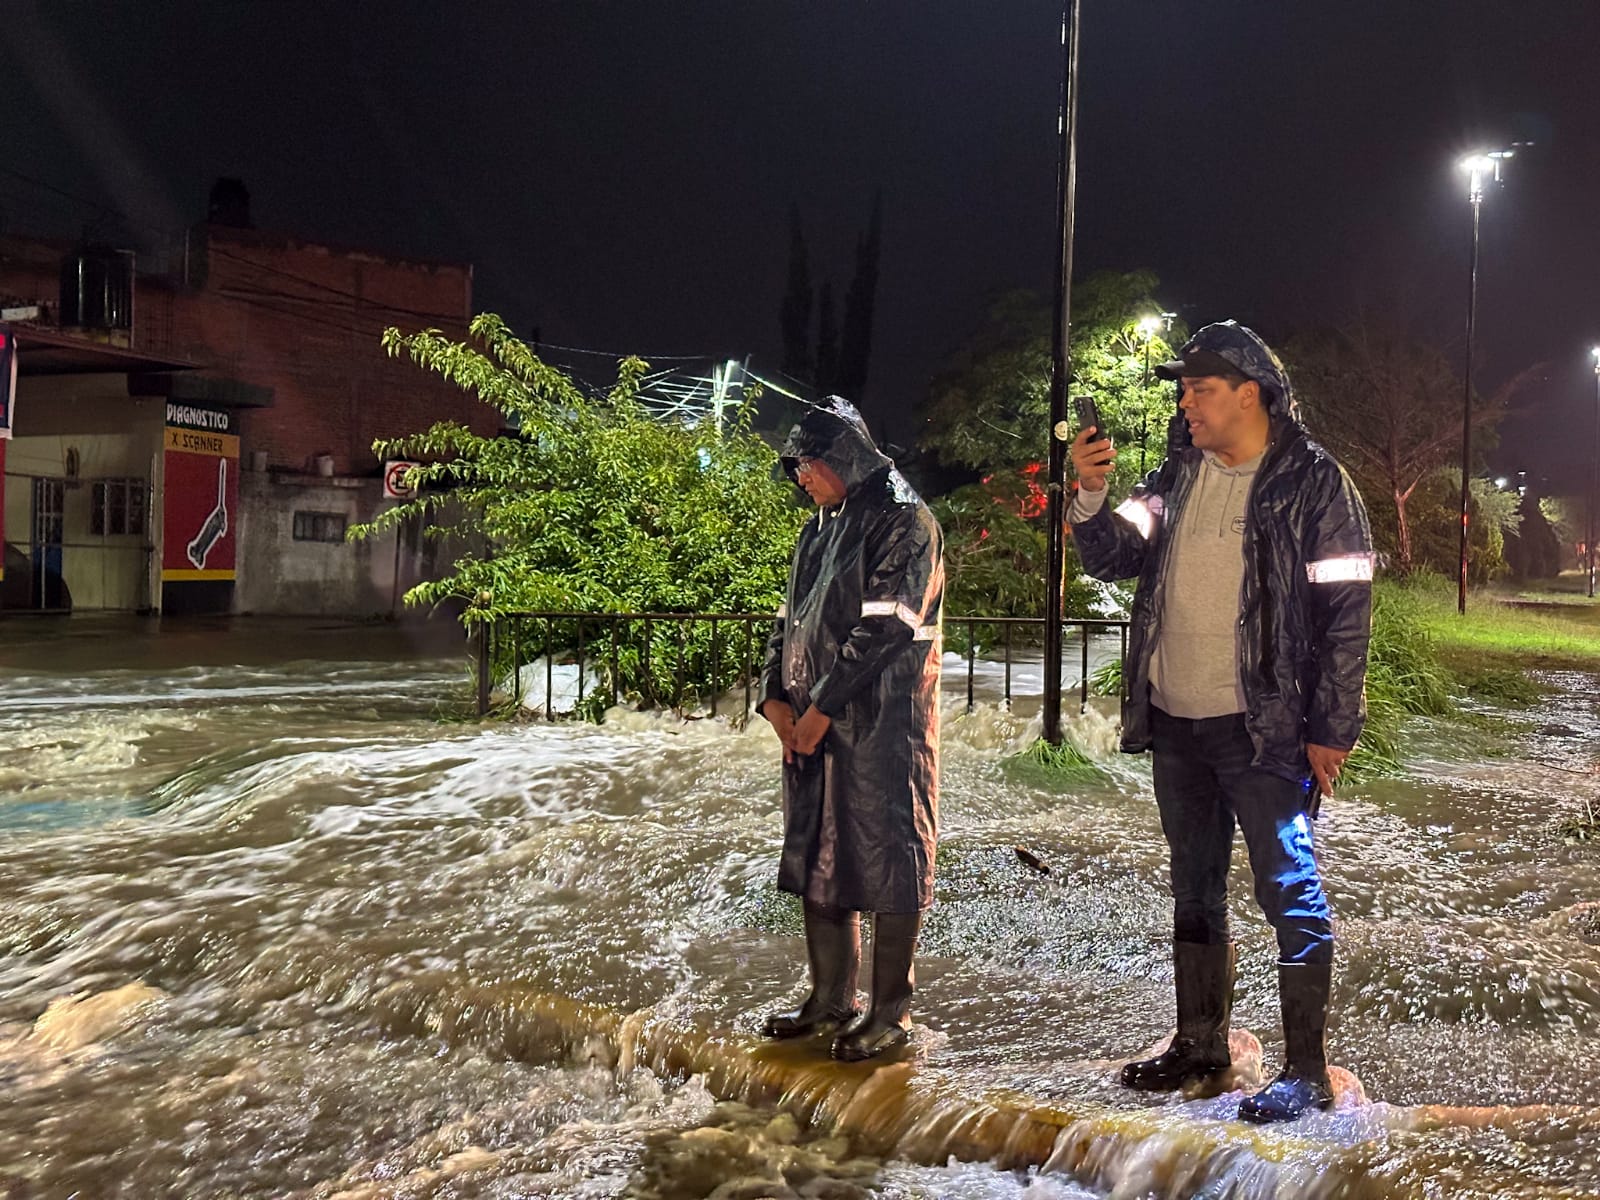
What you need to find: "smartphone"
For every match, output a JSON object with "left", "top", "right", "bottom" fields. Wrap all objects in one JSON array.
[{"left": 1074, "top": 395, "right": 1107, "bottom": 442}]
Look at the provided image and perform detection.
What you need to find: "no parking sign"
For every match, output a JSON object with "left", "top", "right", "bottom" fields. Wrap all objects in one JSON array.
[{"left": 383, "top": 460, "right": 421, "bottom": 500}]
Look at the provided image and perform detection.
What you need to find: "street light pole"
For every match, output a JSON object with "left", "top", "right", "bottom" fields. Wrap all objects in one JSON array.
[
  {"left": 1135, "top": 312, "right": 1173, "bottom": 477},
  {"left": 1456, "top": 150, "right": 1513, "bottom": 615},
  {"left": 1042, "top": 0, "right": 1082, "bottom": 746},
  {"left": 1589, "top": 347, "right": 1599, "bottom": 599}
]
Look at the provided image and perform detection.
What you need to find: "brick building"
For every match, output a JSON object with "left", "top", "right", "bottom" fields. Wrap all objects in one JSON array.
[{"left": 0, "top": 188, "right": 498, "bottom": 617}]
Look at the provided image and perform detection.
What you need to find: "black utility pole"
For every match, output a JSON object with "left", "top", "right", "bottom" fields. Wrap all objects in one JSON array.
[
  {"left": 1042, "top": 0, "right": 1082, "bottom": 745},
  {"left": 1590, "top": 349, "right": 1599, "bottom": 599},
  {"left": 1457, "top": 194, "right": 1481, "bottom": 616}
]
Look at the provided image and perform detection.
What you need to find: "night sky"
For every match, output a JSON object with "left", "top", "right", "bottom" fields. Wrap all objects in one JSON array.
[{"left": 4, "top": 1, "right": 1598, "bottom": 491}]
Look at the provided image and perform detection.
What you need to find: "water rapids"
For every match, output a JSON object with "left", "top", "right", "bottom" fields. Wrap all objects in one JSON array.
[{"left": 1, "top": 617, "right": 1598, "bottom": 1198}]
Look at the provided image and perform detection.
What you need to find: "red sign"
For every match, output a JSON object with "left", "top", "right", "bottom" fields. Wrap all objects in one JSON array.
[
  {"left": 384, "top": 459, "right": 421, "bottom": 500},
  {"left": 163, "top": 408, "right": 239, "bottom": 581}
]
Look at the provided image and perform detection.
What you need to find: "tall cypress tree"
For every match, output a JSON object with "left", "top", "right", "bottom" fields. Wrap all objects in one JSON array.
[
  {"left": 779, "top": 204, "right": 814, "bottom": 382},
  {"left": 836, "top": 191, "right": 882, "bottom": 402},
  {"left": 815, "top": 280, "right": 839, "bottom": 395}
]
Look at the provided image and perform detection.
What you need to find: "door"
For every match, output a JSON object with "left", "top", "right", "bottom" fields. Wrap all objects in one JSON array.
[{"left": 30, "top": 477, "right": 65, "bottom": 610}]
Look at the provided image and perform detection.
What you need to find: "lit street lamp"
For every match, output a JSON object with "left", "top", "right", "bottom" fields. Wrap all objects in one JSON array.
[
  {"left": 1455, "top": 148, "right": 1515, "bottom": 615},
  {"left": 1590, "top": 346, "right": 1600, "bottom": 598}
]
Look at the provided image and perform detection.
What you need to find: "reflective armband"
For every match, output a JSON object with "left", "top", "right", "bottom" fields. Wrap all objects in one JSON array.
[
  {"left": 1113, "top": 493, "right": 1162, "bottom": 540},
  {"left": 1305, "top": 553, "right": 1375, "bottom": 584},
  {"left": 861, "top": 599, "right": 923, "bottom": 631}
]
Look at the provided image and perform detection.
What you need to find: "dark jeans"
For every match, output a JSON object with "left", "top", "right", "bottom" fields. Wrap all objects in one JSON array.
[{"left": 1150, "top": 706, "right": 1333, "bottom": 966}]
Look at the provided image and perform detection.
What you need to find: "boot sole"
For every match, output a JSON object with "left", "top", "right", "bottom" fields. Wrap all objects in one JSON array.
[
  {"left": 762, "top": 1013, "right": 861, "bottom": 1040},
  {"left": 1119, "top": 1064, "right": 1230, "bottom": 1092},
  {"left": 831, "top": 1027, "right": 910, "bottom": 1062}
]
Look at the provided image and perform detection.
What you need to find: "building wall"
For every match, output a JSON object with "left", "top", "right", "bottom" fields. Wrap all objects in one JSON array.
[
  {"left": 166, "top": 227, "right": 498, "bottom": 478},
  {"left": 2, "top": 226, "right": 502, "bottom": 617},
  {"left": 234, "top": 469, "right": 459, "bottom": 617},
  {"left": 3, "top": 376, "right": 162, "bottom": 611}
]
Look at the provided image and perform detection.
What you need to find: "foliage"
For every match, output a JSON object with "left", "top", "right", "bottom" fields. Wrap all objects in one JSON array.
[
  {"left": 836, "top": 191, "right": 882, "bottom": 402},
  {"left": 1088, "top": 657, "right": 1123, "bottom": 697},
  {"left": 920, "top": 273, "right": 1186, "bottom": 495},
  {"left": 920, "top": 272, "right": 1180, "bottom": 641},
  {"left": 931, "top": 472, "right": 1109, "bottom": 650},
  {"left": 1009, "top": 736, "right": 1102, "bottom": 782},
  {"left": 350, "top": 313, "right": 805, "bottom": 711},
  {"left": 1401, "top": 571, "right": 1600, "bottom": 670},
  {"left": 1502, "top": 490, "right": 1563, "bottom": 580},
  {"left": 1287, "top": 321, "right": 1540, "bottom": 573},
  {"left": 1393, "top": 470, "right": 1519, "bottom": 583},
  {"left": 1346, "top": 579, "right": 1455, "bottom": 778}
]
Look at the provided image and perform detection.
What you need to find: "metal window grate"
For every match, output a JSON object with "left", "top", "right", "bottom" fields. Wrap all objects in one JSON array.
[{"left": 292, "top": 510, "right": 347, "bottom": 543}]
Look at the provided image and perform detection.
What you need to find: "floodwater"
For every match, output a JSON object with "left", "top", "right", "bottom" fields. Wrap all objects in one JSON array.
[{"left": 2, "top": 615, "right": 1599, "bottom": 1199}]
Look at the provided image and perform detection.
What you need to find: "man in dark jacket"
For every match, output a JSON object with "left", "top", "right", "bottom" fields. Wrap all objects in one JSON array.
[
  {"left": 1068, "top": 321, "right": 1372, "bottom": 1123},
  {"left": 758, "top": 396, "right": 944, "bottom": 1062}
]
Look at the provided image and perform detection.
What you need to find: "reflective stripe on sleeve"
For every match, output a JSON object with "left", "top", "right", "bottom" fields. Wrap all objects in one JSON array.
[
  {"left": 861, "top": 600, "right": 922, "bottom": 630},
  {"left": 912, "top": 624, "right": 938, "bottom": 641},
  {"left": 1114, "top": 495, "right": 1156, "bottom": 540},
  {"left": 1305, "top": 553, "right": 1375, "bottom": 584}
]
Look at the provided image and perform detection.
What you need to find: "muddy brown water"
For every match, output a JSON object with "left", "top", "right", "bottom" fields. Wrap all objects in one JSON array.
[{"left": 1, "top": 616, "right": 1598, "bottom": 1198}]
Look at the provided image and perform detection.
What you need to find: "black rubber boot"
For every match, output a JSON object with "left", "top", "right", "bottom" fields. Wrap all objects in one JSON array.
[
  {"left": 762, "top": 901, "right": 861, "bottom": 1039},
  {"left": 1119, "top": 940, "right": 1235, "bottom": 1091},
  {"left": 1239, "top": 961, "right": 1335, "bottom": 1123},
  {"left": 831, "top": 911, "right": 921, "bottom": 1062}
]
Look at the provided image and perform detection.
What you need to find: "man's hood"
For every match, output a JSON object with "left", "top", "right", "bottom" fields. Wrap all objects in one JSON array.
[
  {"left": 1173, "top": 321, "right": 1297, "bottom": 418},
  {"left": 1164, "top": 320, "right": 1300, "bottom": 455},
  {"left": 779, "top": 396, "right": 894, "bottom": 493}
]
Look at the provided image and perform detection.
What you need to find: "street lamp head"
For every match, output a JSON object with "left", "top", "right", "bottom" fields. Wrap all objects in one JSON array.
[
  {"left": 1459, "top": 148, "right": 1515, "bottom": 203},
  {"left": 1137, "top": 316, "right": 1162, "bottom": 338},
  {"left": 1592, "top": 346, "right": 1600, "bottom": 372}
]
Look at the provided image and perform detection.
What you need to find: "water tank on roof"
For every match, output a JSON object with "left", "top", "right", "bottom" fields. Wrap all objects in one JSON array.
[{"left": 59, "top": 247, "right": 136, "bottom": 331}]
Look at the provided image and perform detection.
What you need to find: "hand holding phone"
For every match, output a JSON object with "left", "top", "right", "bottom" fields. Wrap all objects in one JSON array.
[
  {"left": 1070, "top": 395, "right": 1115, "bottom": 492},
  {"left": 1074, "top": 395, "right": 1106, "bottom": 443}
]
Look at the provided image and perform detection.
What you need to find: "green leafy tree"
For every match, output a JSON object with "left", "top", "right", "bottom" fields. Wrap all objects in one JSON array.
[
  {"left": 1400, "top": 469, "right": 1520, "bottom": 584},
  {"left": 352, "top": 313, "right": 805, "bottom": 710},
  {"left": 919, "top": 271, "right": 1180, "bottom": 626},
  {"left": 921, "top": 272, "right": 1182, "bottom": 482},
  {"left": 836, "top": 191, "right": 882, "bottom": 403}
]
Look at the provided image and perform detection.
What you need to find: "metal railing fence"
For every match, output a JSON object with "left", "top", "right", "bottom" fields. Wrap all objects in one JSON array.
[{"left": 473, "top": 611, "right": 1129, "bottom": 722}]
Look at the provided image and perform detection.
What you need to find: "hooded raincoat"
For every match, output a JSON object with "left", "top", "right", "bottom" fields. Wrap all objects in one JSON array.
[
  {"left": 1071, "top": 322, "right": 1374, "bottom": 786},
  {"left": 760, "top": 398, "right": 944, "bottom": 913}
]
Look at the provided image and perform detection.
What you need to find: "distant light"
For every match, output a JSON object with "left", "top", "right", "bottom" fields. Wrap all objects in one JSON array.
[
  {"left": 1459, "top": 148, "right": 1515, "bottom": 203},
  {"left": 1137, "top": 316, "right": 1162, "bottom": 337},
  {"left": 1592, "top": 345, "right": 1600, "bottom": 365},
  {"left": 1495, "top": 477, "right": 1508, "bottom": 489}
]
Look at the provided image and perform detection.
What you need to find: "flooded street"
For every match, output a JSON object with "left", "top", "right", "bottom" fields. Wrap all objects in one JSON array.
[{"left": 2, "top": 617, "right": 1599, "bottom": 1198}]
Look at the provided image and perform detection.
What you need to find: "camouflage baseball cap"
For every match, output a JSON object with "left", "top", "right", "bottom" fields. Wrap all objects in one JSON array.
[{"left": 1153, "top": 320, "right": 1293, "bottom": 417}]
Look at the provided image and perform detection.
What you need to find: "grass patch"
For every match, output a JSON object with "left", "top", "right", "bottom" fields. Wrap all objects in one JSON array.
[
  {"left": 1555, "top": 796, "right": 1600, "bottom": 845},
  {"left": 1007, "top": 736, "right": 1104, "bottom": 782},
  {"left": 1390, "top": 574, "right": 1600, "bottom": 670},
  {"left": 1447, "top": 663, "right": 1546, "bottom": 705}
]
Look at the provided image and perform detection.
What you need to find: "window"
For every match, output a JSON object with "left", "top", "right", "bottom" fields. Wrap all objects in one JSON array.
[
  {"left": 91, "top": 478, "right": 147, "bottom": 536},
  {"left": 293, "top": 510, "right": 347, "bottom": 543}
]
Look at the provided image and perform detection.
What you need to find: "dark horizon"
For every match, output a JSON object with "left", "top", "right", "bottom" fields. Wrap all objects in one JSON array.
[{"left": 4, "top": 1, "right": 1598, "bottom": 493}]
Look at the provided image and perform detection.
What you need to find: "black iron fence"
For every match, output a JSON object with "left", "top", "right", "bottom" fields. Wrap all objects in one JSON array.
[{"left": 474, "top": 611, "right": 1129, "bottom": 722}]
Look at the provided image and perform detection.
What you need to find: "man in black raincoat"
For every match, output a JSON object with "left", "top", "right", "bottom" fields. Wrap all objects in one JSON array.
[
  {"left": 758, "top": 396, "right": 944, "bottom": 1062},
  {"left": 1068, "top": 321, "right": 1372, "bottom": 1122}
]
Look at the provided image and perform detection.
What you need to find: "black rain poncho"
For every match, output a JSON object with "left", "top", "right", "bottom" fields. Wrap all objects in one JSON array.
[{"left": 759, "top": 398, "right": 944, "bottom": 914}]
